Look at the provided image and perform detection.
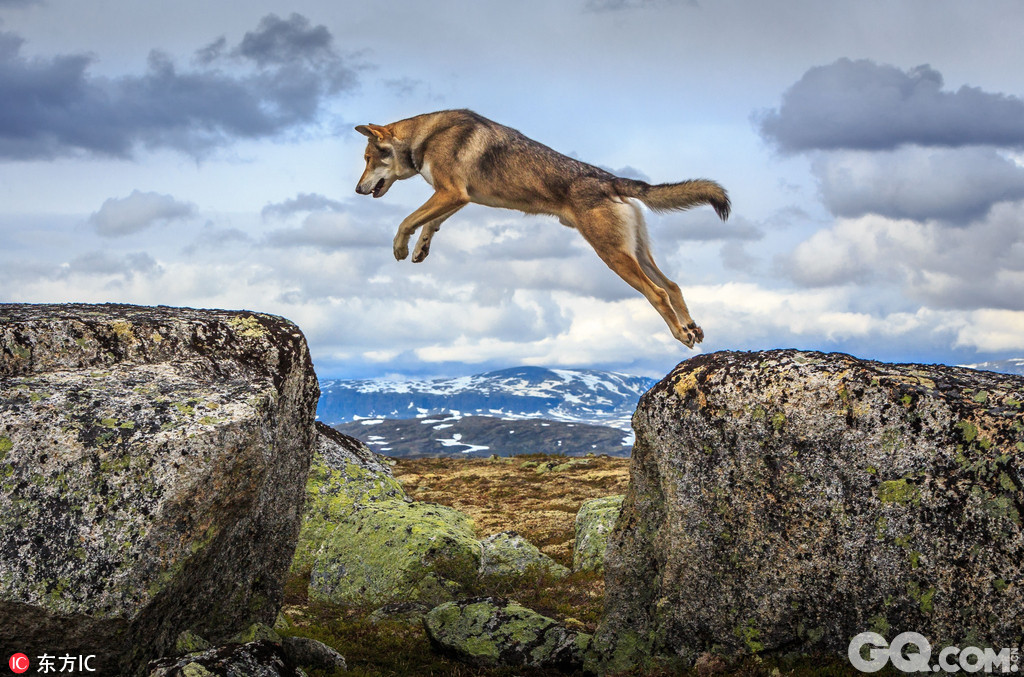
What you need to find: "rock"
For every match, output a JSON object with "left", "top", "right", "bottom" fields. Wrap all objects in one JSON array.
[
  {"left": 174, "top": 630, "right": 213, "bottom": 654},
  {"left": 147, "top": 640, "right": 305, "bottom": 677},
  {"left": 424, "top": 596, "right": 591, "bottom": 669},
  {"left": 297, "top": 424, "right": 480, "bottom": 606},
  {"left": 572, "top": 495, "right": 624, "bottom": 573},
  {"left": 369, "top": 601, "right": 433, "bottom": 624},
  {"left": 590, "top": 350, "right": 1024, "bottom": 673},
  {"left": 0, "top": 304, "right": 319, "bottom": 676},
  {"left": 280, "top": 636, "right": 347, "bottom": 672},
  {"left": 290, "top": 422, "right": 407, "bottom": 576},
  {"left": 478, "top": 531, "right": 569, "bottom": 579}
]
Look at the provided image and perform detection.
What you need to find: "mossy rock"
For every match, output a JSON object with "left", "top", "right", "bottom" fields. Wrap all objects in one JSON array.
[
  {"left": 296, "top": 423, "right": 481, "bottom": 607},
  {"left": 479, "top": 531, "right": 569, "bottom": 580},
  {"left": 424, "top": 596, "right": 591, "bottom": 669},
  {"left": 572, "top": 495, "right": 624, "bottom": 572},
  {"left": 0, "top": 304, "right": 320, "bottom": 676},
  {"left": 592, "top": 349, "right": 1024, "bottom": 672}
]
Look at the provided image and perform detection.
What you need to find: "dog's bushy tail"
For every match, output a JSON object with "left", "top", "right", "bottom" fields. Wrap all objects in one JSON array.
[{"left": 615, "top": 178, "right": 730, "bottom": 221}]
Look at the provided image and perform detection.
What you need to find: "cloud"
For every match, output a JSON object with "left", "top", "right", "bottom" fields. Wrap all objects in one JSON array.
[
  {"left": 0, "top": 14, "right": 357, "bottom": 160},
  {"left": 811, "top": 147, "right": 1024, "bottom": 223},
  {"left": 583, "top": 0, "right": 696, "bottom": 12},
  {"left": 658, "top": 211, "right": 763, "bottom": 241},
  {"left": 757, "top": 59, "right": 1024, "bottom": 153},
  {"left": 264, "top": 212, "right": 383, "bottom": 250},
  {"left": 62, "top": 251, "right": 162, "bottom": 279},
  {"left": 89, "top": 190, "right": 197, "bottom": 237},
  {"left": 779, "top": 202, "right": 1024, "bottom": 311},
  {"left": 261, "top": 192, "right": 346, "bottom": 219}
]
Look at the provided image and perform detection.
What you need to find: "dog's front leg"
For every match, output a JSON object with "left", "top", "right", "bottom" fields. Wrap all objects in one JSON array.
[{"left": 393, "top": 191, "right": 468, "bottom": 260}]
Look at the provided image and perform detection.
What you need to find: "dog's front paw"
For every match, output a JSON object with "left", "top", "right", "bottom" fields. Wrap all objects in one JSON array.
[{"left": 393, "top": 240, "right": 409, "bottom": 261}]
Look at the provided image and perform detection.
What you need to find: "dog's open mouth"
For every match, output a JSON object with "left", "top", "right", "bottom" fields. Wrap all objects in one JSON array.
[{"left": 371, "top": 178, "right": 386, "bottom": 197}]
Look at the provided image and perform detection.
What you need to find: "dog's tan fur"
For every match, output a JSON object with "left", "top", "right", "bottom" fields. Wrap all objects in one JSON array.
[{"left": 355, "top": 109, "right": 730, "bottom": 347}]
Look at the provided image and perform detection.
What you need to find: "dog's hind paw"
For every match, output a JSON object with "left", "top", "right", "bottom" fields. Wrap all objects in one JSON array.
[
  {"left": 412, "top": 243, "right": 430, "bottom": 263},
  {"left": 677, "top": 322, "right": 703, "bottom": 348}
]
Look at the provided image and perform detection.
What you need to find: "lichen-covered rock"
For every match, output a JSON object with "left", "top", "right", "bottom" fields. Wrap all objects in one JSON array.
[
  {"left": 290, "top": 422, "right": 406, "bottom": 575},
  {"left": 147, "top": 640, "right": 305, "bottom": 677},
  {"left": 571, "top": 495, "right": 623, "bottom": 572},
  {"left": 280, "top": 636, "right": 347, "bottom": 673},
  {"left": 479, "top": 531, "right": 569, "bottom": 579},
  {"left": 0, "top": 304, "right": 319, "bottom": 676},
  {"left": 297, "top": 424, "right": 480, "bottom": 606},
  {"left": 590, "top": 350, "right": 1024, "bottom": 673},
  {"left": 425, "top": 596, "right": 591, "bottom": 669}
]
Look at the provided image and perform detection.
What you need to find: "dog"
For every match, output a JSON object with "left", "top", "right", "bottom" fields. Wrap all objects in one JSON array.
[{"left": 354, "top": 109, "right": 730, "bottom": 348}]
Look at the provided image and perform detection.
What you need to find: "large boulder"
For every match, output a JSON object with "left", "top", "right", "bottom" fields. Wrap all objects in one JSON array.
[
  {"left": 297, "top": 425, "right": 481, "bottom": 607},
  {"left": 0, "top": 304, "right": 319, "bottom": 675},
  {"left": 590, "top": 350, "right": 1024, "bottom": 672}
]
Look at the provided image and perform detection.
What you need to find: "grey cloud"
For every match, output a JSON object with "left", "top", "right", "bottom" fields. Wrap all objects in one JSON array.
[
  {"left": 659, "top": 211, "right": 763, "bottom": 241},
  {"left": 0, "top": 14, "right": 357, "bottom": 160},
  {"left": 264, "top": 212, "right": 383, "bottom": 250},
  {"left": 61, "top": 251, "right": 162, "bottom": 279},
  {"left": 235, "top": 13, "right": 334, "bottom": 68},
  {"left": 812, "top": 147, "right": 1024, "bottom": 224},
  {"left": 757, "top": 59, "right": 1024, "bottom": 153},
  {"left": 779, "top": 199, "right": 1024, "bottom": 311},
  {"left": 261, "top": 192, "right": 346, "bottom": 219},
  {"left": 89, "top": 190, "right": 196, "bottom": 237},
  {"left": 584, "top": 0, "right": 696, "bottom": 11}
]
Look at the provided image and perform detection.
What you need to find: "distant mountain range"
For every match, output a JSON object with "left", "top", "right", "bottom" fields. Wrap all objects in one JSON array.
[
  {"left": 961, "top": 358, "right": 1024, "bottom": 376},
  {"left": 317, "top": 366, "right": 656, "bottom": 458}
]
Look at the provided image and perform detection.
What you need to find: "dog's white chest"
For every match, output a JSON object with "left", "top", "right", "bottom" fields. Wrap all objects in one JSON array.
[{"left": 419, "top": 161, "right": 434, "bottom": 187}]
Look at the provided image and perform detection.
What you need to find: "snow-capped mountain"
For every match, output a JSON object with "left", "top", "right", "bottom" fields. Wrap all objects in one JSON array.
[
  {"left": 317, "top": 366, "right": 656, "bottom": 432},
  {"left": 960, "top": 358, "right": 1024, "bottom": 376}
]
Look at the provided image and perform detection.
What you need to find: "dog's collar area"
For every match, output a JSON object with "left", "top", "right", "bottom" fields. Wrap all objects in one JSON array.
[{"left": 404, "top": 147, "right": 420, "bottom": 172}]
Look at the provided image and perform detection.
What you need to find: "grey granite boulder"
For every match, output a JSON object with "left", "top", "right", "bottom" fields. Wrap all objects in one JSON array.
[
  {"left": 0, "top": 304, "right": 319, "bottom": 675},
  {"left": 571, "top": 495, "right": 623, "bottom": 573},
  {"left": 590, "top": 350, "right": 1024, "bottom": 673},
  {"left": 424, "top": 596, "right": 591, "bottom": 669},
  {"left": 478, "top": 531, "right": 569, "bottom": 579}
]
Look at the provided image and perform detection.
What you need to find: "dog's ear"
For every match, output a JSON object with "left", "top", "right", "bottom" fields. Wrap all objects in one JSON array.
[{"left": 355, "top": 124, "right": 391, "bottom": 142}]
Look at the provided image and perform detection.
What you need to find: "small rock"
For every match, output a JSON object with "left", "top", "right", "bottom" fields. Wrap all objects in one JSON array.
[
  {"left": 148, "top": 640, "right": 302, "bottom": 677},
  {"left": 369, "top": 601, "right": 433, "bottom": 624},
  {"left": 424, "top": 596, "right": 590, "bottom": 669},
  {"left": 281, "top": 636, "right": 347, "bottom": 672},
  {"left": 479, "top": 531, "right": 569, "bottom": 579},
  {"left": 572, "top": 495, "right": 624, "bottom": 572},
  {"left": 174, "top": 630, "right": 212, "bottom": 655}
]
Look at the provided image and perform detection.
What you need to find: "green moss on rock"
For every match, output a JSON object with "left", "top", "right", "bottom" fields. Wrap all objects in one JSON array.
[
  {"left": 572, "top": 494, "right": 624, "bottom": 572},
  {"left": 424, "top": 596, "right": 590, "bottom": 669}
]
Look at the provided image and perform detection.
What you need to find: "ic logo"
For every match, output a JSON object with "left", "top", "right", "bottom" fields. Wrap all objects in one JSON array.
[{"left": 8, "top": 653, "right": 30, "bottom": 674}]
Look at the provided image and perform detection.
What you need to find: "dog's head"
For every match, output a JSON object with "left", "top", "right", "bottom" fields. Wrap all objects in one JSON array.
[{"left": 354, "top": 123, "right": 405, "bottom": 198}]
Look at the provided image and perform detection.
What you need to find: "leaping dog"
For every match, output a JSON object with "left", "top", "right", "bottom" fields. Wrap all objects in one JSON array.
[{"left": 355, "top": 109, "right": 730, "bottom": 348}]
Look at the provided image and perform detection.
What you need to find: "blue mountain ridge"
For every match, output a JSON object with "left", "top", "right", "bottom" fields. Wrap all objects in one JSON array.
[{"left": 317, "top": 366, "right": 656, "bottom": 433}]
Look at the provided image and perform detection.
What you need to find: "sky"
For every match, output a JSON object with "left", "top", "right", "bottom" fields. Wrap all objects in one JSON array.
[{"left": 2, "top": 0, "right": 1023, "bottom": 379}]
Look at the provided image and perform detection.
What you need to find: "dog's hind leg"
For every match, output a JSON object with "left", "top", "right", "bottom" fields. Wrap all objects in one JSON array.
[
  {"left": 627, "top": 202, "right": 704, "bottom": 344},
  {"left": 576, "top": 204, "right": 700, "bottom": 348}
]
